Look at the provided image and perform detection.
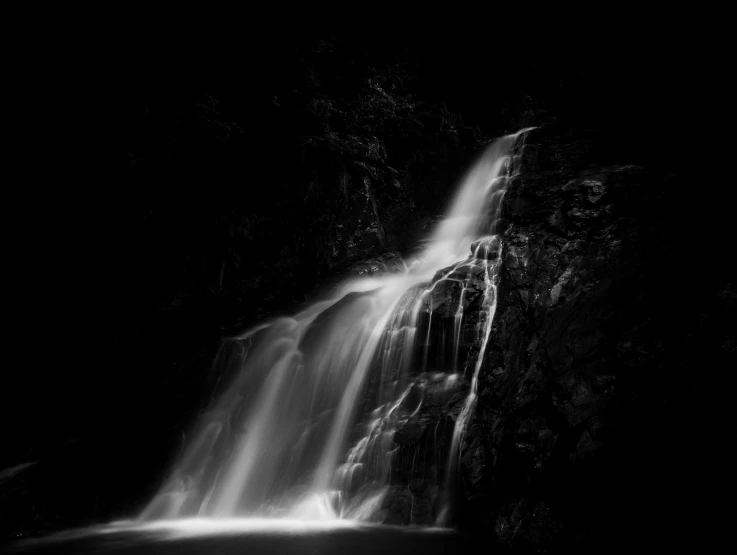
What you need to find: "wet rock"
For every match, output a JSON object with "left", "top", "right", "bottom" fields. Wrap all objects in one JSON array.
[
  {"left": 346, "top": 252, "right": 405, "bottom": 277},
  {"left": 393, "top": 414, "right": 426, "bottom": 444},
  {"left": 448, "top": 126, "right": 719, "bottom": 550},
  {"left": 369, "top": 126, "right": 721, "bottom": 549},
  {"left": 470, "top": 235, "right": 501, "bottom": 260}
]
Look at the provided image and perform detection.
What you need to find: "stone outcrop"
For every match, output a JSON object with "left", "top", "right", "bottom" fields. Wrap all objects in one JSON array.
[{"left": 381, "top": 126, "right": 729, "bottom": 551}]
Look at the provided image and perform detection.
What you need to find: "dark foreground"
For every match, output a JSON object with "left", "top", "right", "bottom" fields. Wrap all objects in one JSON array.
[
  {"left": 3, "top": 523, "right": 473, "bottom": 555},
  {"left": 2, "top": 519, "right": 702, "bottom": 554}
]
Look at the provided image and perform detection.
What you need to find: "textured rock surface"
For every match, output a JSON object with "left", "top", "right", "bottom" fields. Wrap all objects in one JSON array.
[
  {"left": 380, "top": 126, "right": 731, "bottom": 550},
  {"left": 453, "top": 127, "right": 730, "bottom": 551}
]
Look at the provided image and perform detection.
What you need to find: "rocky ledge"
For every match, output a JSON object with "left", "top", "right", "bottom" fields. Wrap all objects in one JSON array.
[{"left": 382, "top": 126, "right": 731, "bottom": 551}]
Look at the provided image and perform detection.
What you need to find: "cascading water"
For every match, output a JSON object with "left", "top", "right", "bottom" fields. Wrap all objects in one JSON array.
[{"left": 141, "top": 128, "right": 533, "bottom": 526}]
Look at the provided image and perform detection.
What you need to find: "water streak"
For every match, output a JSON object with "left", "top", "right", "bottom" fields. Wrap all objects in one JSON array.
[{"left": 141, "top": 129, "right": 533, "bottom": 525}]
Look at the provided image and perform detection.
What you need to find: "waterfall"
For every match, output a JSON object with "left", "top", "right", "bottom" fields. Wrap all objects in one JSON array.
[{"left": 141, "top": 128, "right": 533, "bottom": 525}]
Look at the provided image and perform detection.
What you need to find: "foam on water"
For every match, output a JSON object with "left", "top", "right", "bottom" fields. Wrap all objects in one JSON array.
[{"left": 140, "top": 129, "right": 534, "bottom": 527}]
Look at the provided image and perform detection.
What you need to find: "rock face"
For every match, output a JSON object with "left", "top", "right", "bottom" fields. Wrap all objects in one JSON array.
[{"left": 381, "top": 127, "right": 730, "bottom": 550}]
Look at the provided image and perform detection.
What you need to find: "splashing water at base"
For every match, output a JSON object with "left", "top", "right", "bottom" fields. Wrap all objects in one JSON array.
[{"left": 140, "top": 129, "right": 534, "bottom": 526}]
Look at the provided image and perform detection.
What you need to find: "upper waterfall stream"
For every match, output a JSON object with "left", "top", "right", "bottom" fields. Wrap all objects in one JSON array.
[{"left": 141, "top": 129, "right": 533, "bottom": 526}]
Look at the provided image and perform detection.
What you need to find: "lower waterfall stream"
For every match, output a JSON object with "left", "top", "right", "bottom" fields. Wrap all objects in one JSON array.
[{"left": 140, "top": 128, "right": 534, "bottom": 527}]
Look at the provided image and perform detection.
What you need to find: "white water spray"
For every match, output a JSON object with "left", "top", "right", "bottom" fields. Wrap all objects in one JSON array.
[{"left": 141, "top": 129, "right": 533, "bottom": 525}]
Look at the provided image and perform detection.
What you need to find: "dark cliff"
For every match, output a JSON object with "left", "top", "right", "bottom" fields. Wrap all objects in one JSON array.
[
  {"left": 447, "top": 126, "right": 729, "bottom": 551},
  {"left": 328, "top": 123, "right": 729, "bottom": 553}
]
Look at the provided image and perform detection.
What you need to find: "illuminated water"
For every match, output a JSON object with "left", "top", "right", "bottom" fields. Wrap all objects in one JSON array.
[
  {"left": 140, "top": 129, "right": 533, "bottom": 526},
  {"left": 6, "top": 519, "right": 467, "bottom": 554}
]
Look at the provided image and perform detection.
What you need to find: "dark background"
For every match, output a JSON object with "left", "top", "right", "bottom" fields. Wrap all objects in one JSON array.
[{"left": 3, "top": 23, "right": 716, "bottom": 547}]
